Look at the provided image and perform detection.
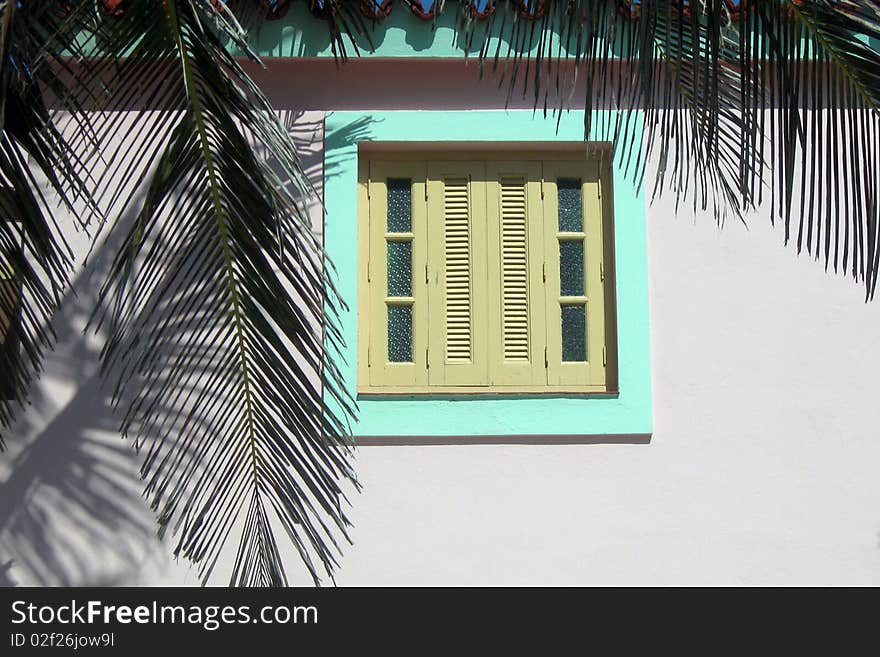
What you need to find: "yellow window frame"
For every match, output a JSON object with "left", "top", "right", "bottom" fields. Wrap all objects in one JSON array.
[{"left": 358, "top": 149, "right": 616, "bottom": 396}]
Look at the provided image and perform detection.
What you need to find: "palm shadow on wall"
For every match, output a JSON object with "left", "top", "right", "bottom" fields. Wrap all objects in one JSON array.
[
  {"left": 0, "top": 111, "right": 370, "bottom": 586},
  {"left": 0, "top": 196, "right": 163, "bottom": 586}
]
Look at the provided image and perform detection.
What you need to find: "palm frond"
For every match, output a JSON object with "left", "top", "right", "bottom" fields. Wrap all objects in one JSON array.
[
  {"left": 753, "top": 0, "right": 880, "bottom": 295},
  {"left": 7, "top": 0, "right": 880, "bottom": 587},
  {"left": 462, "top": 0, "right": 880, "bottom": 298},
  {"left": 0, "top": 1, "right": 100, "bottom": 445},
  {"left": 87, "top": 0, "right": 357, "bottom": 586}
]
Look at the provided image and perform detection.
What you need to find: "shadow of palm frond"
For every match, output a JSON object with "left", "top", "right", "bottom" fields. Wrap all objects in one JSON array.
[
  {"left": 0, "top": 105, "right": 366, "bottom": 587},
  {"left": 0, "top": 221, "right": 169, "bottom": 586},
  {"left": 0, "top": 377, "right": 159, "bottom": 585},
  {"left": 324, "top": 114, "right": 376, "bottom": 180}
]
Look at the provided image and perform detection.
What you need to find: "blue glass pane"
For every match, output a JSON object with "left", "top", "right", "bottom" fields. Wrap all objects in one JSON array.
[
  {"left": 559, "top": 240, "right": 585, "bottom": 296},
  {"left": 387, "top": 179, "right": 412, "bottom": 233},
  {"left": 557, "top": 179, "right": 583, "bottom": 232},
  {"left": 561, "top": 304, "right": 587, "bottom": 362},
  {"left": 388, "top": 305, "right": 413, "bottom": 363},
  {"left": 387, "top": 241, "right": 412, "bottom": 297}
]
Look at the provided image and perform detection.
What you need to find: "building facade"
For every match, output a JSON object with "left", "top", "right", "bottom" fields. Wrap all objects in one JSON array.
[{"left": 1, "top": 3, "right": 880, "bottom": 586}]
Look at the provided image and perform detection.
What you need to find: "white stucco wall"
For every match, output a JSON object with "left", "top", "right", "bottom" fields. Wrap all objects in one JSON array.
[
  {"left": 2, "top": 102, "right": 880, "bottom": 586},
  {"left": 332, "top": 192, "right": 880, "bottom": 586}
]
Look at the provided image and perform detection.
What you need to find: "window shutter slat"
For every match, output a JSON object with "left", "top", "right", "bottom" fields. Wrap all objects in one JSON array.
[
  {"left": 443, "top": 179, "right": 472, "bottom": 362},
  {"left": 427, "top": 163, "right": 488, "bottom": 386},
  {"left": 500, "top": 179, "right": 530, "bottom": 362},
  {"left": 486, "top": 162, "right": 546, "bottom": 387}
]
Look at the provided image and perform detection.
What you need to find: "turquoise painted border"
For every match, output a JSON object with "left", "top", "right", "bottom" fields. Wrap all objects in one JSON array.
[
  {"left": 246, "top": 7, "right": 828, "bottom": 61},
  {"left": 251, "top": 5, "right": 470, "bottom": 58},
  {"left": 324, "top": 110, "right": 652, "bottom": 437},
  {"left": 247, "top": 5, "right": 624, "bottom": 59}
]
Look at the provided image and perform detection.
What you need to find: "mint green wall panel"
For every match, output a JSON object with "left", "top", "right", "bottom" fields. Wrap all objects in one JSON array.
[{"left": 324, "top": 110, "right": 652, "bottom": 436}]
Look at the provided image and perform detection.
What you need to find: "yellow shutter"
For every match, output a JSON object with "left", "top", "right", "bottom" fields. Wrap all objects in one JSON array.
[
  {"left": 366, "top": 161, "right": 429, "bottom": 388},
  {"left": 485, "top": 162, "right": 546, "bottom": 386},
  {"left": 542, "top": 160, "right": 607, "bottom": 390},
  {"left": 426, "top": 162, "right": 488, "bottom": 386},
  {"left": 359, "top": 152, "right": 613, "bottom": 395}
]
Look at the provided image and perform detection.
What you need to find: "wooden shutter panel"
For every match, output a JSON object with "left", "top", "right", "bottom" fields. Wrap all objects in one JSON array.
[
  {"left": 427, "top": 162, "right": 488, "bottom": 386},
  {"left": 486, "top": 162, "right": 546, "bottom": 386},
  {"left": 366, "top": 161, "right": 429, "bottom": 389},
  {"left": 542, "top": 160, "right": 607, "bottom": 390}
]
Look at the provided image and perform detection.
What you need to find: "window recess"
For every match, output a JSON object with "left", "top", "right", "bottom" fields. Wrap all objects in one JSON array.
[{"left": 360, "top": 152, "right": 614, "bottom": 395}]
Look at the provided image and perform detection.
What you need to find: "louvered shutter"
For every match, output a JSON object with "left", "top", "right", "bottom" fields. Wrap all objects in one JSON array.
[
  {"left": 542, "top": 161, "right": 607, "bottom": 390},
  {"left": 360, "top": 153, "right": 612, "bottom": 394},
  {"left": 426, "top": 162, "right": 488, "bottom": 386},
  {"left": 485, "top": 162, "right": 547, "bottom": 386}
]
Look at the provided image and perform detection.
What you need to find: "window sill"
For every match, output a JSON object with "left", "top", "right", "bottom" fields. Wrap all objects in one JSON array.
[
  {"left": 354, "top": 433, "right": 651, "bottom": 445},
  {"left": 357, "top": 386, "right": 619, "bottom": 398}
]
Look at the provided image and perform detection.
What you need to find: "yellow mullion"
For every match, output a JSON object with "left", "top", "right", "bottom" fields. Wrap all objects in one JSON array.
[
  {"left": 541, "top": 167, "right": 563, "bottom": 387},
  {"left": 583, "top": 165, "right": 606, "bottom": 389},
  {"left": 357, "top": 157, "right": 371, "bottom": 390}
]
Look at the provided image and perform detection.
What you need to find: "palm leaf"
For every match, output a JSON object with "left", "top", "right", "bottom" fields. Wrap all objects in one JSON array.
[
  {"left": 462, "top": 0, "right": 880, "bottom": 298},
  {"left": 85, "top": 0, "right": 358, "bottom": 586},
  {"left": 0, "top": 1, "right": 100, "bottom": 445},
  {"left": 753, "top": 0, "right": 880, "bottom": 295},
  {"left": 7, "top": 0, "right": 880, "bottom": 588}
]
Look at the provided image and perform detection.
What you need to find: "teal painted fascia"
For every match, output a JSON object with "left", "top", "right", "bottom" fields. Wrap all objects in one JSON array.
[
  {"left": 250, "top": 4, "right": 466, "bottom": 58},
  {"left": 245, "top": 7, "right": 836, "bottom": 62},
  {"left": 324, "top": 110, "right": 652, "bottom": 437},
  {"left": 248, "top": 4, "right": 622, "bottom": 59}
]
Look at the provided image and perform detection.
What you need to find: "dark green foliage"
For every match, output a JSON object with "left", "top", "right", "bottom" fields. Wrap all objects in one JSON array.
[
  {"left": 1, "top": 0, "right": 358, "bottom": 586},
  {"left": 453, "top": 0, "right": 880, "bottom": 298}
]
